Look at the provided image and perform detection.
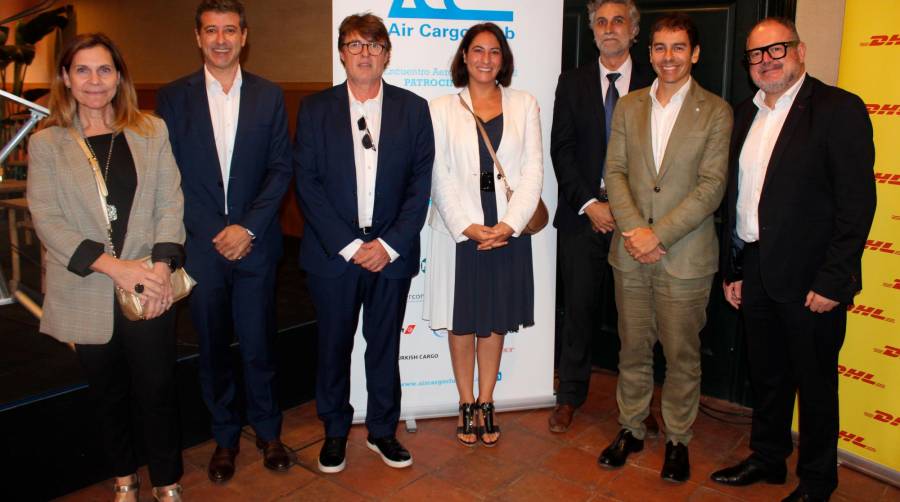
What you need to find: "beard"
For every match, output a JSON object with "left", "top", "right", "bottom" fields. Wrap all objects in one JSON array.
[{"left": 752, "top": 61, "right": 800, "bottom": 95}]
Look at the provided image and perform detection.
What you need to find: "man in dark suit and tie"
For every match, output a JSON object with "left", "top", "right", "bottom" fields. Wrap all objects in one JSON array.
[
  {"left": 156, "top": 0, "right": 293, "bottom": 483},
  {"left": 549, "top": 0, "right": 653, "bottom": 432},
  {"left": 711, "top": 18, "right": 876, "bottom": 502},
  {"left": 294, "top": 13, "right": 434, "bottom": 473}
]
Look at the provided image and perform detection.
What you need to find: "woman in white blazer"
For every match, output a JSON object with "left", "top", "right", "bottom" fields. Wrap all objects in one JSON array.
[{"left": 424, "top": 23, "right": 543, "bottom": 447}]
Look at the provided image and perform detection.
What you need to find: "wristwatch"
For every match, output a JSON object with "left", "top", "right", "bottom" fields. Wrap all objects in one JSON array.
[{"left": 245, "top": 227, "right": 256, "bottom": 240}]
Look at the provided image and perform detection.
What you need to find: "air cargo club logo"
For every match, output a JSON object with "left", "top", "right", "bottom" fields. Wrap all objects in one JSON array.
[
  {"left": 864, "top": 409, "right": 900, "bottom": 427},
  {"left": 866, "top": 104, "right": 899, "bottom": 116},
  {"left": 389, "top": 0, "right": 513, "bottom": 21},
  {"left": 861, "top": 34, "right": 900, "bottom": 46},
  {"left": 847, "top": 303, "right": 895, "bottom": 324},
  {"left": 839, "top": 430, "right": 875, "bottom": 452}
]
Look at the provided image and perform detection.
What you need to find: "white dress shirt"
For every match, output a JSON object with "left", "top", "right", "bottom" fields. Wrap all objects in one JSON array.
[
  {"left": 579, "top": 56, "right": 634, "bottom": 215},
  {"left": 736, "top": 74, "right": 806, "bottom": 243},
  {"left": 338, "top": 82, "right": 399, "bottom": 263},
  {"left": 649, "top": 77, "right": 692, "bottom": 173},
  {"left": 204, "top": 65, "right": 242, "bottom": 214}
]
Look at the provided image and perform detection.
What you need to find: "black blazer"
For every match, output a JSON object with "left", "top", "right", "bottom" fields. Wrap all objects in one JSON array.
[
  {"left": 720, "top": 75, "right": 877, "bottom": 304},
  {"left": 550, "top": 57, "right": 654, "bottom": 232}
]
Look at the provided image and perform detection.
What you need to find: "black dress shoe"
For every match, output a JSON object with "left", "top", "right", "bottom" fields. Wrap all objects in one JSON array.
[
  {"left": 367, "top": 435, "right": 413, "bottom": 468},
  {"left": 598, "top": 429, "right": 644, "bottom": 468},
  {"left": 208, "top": 445, "right": 239, "bottom": 483},
  {"left": 318, "top": 437, "right": 347, "bottom": 473},
  {"left": 710, "top": 457, "right": 787, "bottom": 486},
  {"left": 781, "top": 485, "right": 829, "bottom": 502},
  {"left": 660, "top": 441, "right": 690, "bottom": 482},
  {"left": 257, "top": 438, "right": 291, "bottom": 472}
]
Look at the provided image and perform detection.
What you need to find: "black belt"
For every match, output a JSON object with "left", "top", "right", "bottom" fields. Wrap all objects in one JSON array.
[
  {"left": 480, "top": 172, "right": 496, "bottom": 192},
  {"left": 360, "top": 226, "right": 373, "bottom": 235}
]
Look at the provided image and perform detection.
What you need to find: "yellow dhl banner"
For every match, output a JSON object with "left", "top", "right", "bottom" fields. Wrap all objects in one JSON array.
[{"left": 834, "top": 0, "right": 900, "bottom": 476}]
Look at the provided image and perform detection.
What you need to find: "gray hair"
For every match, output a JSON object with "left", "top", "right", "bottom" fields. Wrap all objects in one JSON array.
[
  {"left": 750, "top": 16, "right": 801, "bottom": 43},
  {"left": 587, "top": 0, "right": 640, "bottom": 36}
]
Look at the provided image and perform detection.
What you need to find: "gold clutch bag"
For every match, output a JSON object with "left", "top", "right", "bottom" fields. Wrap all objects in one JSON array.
[{"left": 115, "top": 257, "right": 196, "bottom": 321}]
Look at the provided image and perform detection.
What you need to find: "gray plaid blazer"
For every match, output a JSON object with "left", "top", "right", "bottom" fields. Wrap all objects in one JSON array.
[{"left": 26, "top": 115, "right": 185, "bottom": 344}]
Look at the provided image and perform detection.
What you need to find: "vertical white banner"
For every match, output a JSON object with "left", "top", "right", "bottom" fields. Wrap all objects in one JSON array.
[{"left": 331, "top": 0, "right": 563, "bottom": 421}]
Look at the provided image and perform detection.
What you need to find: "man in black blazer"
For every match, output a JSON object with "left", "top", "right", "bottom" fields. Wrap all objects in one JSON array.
[
  {"left": 156, "top": 0, "right": 292, "bottom": 483},
  {"left": 549, "top": 0, "right": 653, "bottom": 432},
  {"left": 711, "top": 18, "right": 876, "bottom": 502},
  {"left": 294, "top": 13, "right": 434, "bottom": 474}
]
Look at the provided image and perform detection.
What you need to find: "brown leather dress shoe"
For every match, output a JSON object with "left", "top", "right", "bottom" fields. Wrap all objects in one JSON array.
[
  {"left": 208, "top": 445, "right": 239, "bottom": 483},
  {"left": 257, "top": 438, "right": 291, "bottom": 471},
  {"left": 549, "top": 404, "right": 576, "bottom": 433}
]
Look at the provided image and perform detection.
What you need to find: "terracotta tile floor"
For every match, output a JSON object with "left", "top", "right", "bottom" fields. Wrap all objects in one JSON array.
[{"left": 57, "top": 372, "right": 896, "bottom": 501}]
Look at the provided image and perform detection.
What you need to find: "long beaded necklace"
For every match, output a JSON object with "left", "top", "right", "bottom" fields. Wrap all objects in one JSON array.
[{"left": 84, "top": 132, "right": 119, "bottom": 222}]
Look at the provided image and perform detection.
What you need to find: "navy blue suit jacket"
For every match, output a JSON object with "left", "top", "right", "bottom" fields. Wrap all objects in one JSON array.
[
  {"left": 293, "top": 81, "right": 434, "bottom": 279},
  {"left": 156, "top": 70, "right": 292, "bottom": 269}
]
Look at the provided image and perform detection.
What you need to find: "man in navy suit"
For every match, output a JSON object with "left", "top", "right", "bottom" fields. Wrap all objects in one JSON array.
[
  {"left": 294, "top": 13, "right": 434, "bottom": 473},
  {"left": 156, "top": 0, "right": 292, "bottom": 483}
]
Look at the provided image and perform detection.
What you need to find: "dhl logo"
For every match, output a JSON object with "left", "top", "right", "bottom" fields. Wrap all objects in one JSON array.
[
  {"left": 837, "top": 365, "right": 885, "bottom": 388},
  {"left": 864, "top": 410, "right": 900, "bottom": 427},
  {"left": 847, "top": 303, "right": 895, "bottom": 324},
  {"left": 862, "top": 34, "right": 900, "bottom": 46},
  {"left": 864, "top": 240, "right": 900, "bottom": 255},
  {"left": 885, "top": 278, "right": 900, "bottom": 290},
  {"left": 402, "top": 324, "right": 416, "bottom": 335},
  {"left": 866, "top": 104, "right": 900, "bottom": 115},
  {"left": 875, "top": 345, "right": 899, "bottom": 358},
  {"left": 838, "top": 431, "right": 875, "bottom": 452},
  {"left": 875, "top": 172, "right": 900, "bottom": 185}
]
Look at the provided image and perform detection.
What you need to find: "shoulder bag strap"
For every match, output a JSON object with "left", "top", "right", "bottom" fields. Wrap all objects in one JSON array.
[{"left": 457, "top": 94, "right": 513, "bottom": 200}]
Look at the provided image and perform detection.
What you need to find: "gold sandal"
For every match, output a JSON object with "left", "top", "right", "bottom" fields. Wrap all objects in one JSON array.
[
  {"left": 152, "top": 483, "right": 183, "bottom": 502},
  {"left": 112, "top": 474, "right": 139, "bottom": 501}
]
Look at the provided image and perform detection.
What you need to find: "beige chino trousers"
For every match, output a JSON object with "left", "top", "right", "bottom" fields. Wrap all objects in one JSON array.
[{"left": 612, "top": 263, "right": 713, "bottom": 445}]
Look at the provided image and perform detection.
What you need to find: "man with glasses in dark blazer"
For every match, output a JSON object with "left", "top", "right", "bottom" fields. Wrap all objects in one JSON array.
[
  {"left": 294, "top": 13, "right": 434, "bottom": 474},
  {"left": 711, "top": 18, "right": 876, "bottom": 502}
]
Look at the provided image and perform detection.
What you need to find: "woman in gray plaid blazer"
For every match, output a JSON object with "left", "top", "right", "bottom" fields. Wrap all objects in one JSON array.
[{"left": 27, "top": 34, "right": 185, "bottom": 502}]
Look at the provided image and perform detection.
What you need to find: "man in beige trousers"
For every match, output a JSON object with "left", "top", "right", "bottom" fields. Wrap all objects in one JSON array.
[{"left": 599, "top": 12, "right": 732, "bottom": 483}]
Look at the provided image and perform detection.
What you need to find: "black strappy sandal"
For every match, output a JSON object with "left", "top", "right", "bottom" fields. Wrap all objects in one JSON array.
[
  {"left": 456, "top": 402, "right": 478, "bottom": 447},
  {"left": 478, "top": 401, "right": 501, "bottom": 447}
]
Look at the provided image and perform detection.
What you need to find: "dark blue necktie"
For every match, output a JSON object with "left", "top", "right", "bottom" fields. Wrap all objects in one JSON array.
[
  {"left": 604, "top": 72, "right": 621, "bottom": 145},
  {"left": 601, "top": 72, "right": 621, "bottom": 183}
]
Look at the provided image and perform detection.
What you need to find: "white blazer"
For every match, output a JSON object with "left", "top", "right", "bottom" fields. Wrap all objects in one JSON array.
[
  {"left": 428, "top": 86, "right": 544, "bottom": 240},
  {"left": 424, "top": 86, "right": 543, "bottom": 331}
]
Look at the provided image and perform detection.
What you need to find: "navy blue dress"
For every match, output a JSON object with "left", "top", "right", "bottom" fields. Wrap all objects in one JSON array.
[{"left": 452, "top": 114, "right": 535, "bottom": 337}]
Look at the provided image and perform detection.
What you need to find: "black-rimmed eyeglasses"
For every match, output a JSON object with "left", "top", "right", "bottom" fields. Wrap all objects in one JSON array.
[
  {"left": 744, "top": 40, "right": 800, "bottom": 65},
  {"left": 342, "top": 40, "right": 386, "bottom": 56},
  {"left": 357, "top": 117, "right": 377, "bottom": 151}
]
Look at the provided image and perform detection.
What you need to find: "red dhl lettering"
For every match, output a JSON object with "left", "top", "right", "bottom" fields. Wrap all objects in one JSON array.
[
  {"left": 837, "top": 365, "right": 878, "bottom": 385},
  {"left": 883, "top": 345, "right": 900, "bottom": 358},
  {"left": 866, "top": 104, "right": 900, "bottom": 115},
  {"left": 864, "top": 240, "right": 899, "bottom": 254},
  {"left": 893, "top": 279, "right": 900, "bottom": 290},
  {"left": 872, "top": 410, "right": 900, "bottom": 426},
  {"left": 838, "top": 430, "right": 870, "bottom": 449},
  {"left": 868, "top": 34, "right": 900, "bottom": 46},
  {"left": 875, "top": 172, "right": 900, "bottom": 185},
  {"left": 847, "top": 304, "right": 887, "bottom": 320}
]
